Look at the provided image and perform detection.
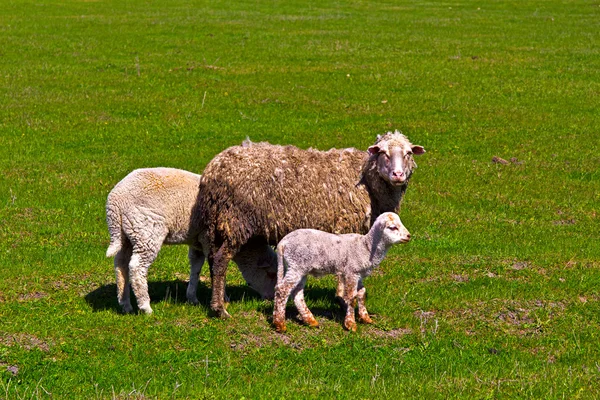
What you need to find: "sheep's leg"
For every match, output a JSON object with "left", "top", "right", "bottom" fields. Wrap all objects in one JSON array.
[
  {"left": 187, "top": 247, "right": 204, "bottom": 305},
  {"left": 129, "top": 235, "right": 164, "bottom": 314},
  {"left": 342, "top": 275, "right": 359, "bottom": 332},
  {"left": 210, "top": 243, "right": 236, "bottom": 319},
  {"left": 273, "top": 271, "right": 303, "bottom": 332},
  {"left": 114, "top": 241, "right": 133, "bottom": 313},
  {"left": 335, "top": 275, "right": 345, "bottom": 307},
  {"left": 291, "top": 277, "right": 318, "bottom": 328},
  {"left": 357, "top": 278, "right": 372, "bottom": 324}
]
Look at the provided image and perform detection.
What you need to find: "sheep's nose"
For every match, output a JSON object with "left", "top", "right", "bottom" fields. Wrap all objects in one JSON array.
[
  {"left": 406, "top": 233, "right": 411, "bottom": 241},
  {"left": 392, "top": 170, "right": 404, "bottom": 177}
]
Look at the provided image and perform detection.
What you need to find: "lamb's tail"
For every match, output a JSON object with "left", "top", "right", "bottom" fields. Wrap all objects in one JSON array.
[
  {"left": 276, "top": 243, "right": 286, "bottom": 284},
  {"left": 105, "top": 201, "right": 123, "bottom": 258}
]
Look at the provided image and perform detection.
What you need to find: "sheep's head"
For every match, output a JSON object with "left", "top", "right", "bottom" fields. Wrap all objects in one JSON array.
[
  {"left": 377, "top": 212, "right": 411, "bottom": 245},
  {"left": 368, "top": 130, "right": 425, "bottom": 186}
]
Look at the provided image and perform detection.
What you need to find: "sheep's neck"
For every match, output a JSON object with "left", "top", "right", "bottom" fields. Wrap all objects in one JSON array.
[
  {"left": 362, "top": 230, "right": 391, "bottom": 268},
  {"left": 361, "top": 163, "right": 408, "bottom": 225}
]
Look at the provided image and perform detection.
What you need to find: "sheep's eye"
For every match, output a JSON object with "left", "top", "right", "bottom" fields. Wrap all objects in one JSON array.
[
  {"left": 387, "top": 225, "right": 398, "bottom": 231},
  {"left": 405, "top": 152, "right": 413, "bottom": 158}
]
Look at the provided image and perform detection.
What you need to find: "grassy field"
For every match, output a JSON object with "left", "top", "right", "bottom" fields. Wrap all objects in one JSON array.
[{"left": 1, "top": 0, "right": 599, "bottom": 398}]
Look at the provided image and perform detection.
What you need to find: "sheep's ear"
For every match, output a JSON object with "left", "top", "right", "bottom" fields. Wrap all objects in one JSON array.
[
  {"left": 412, "top": 145, "right": 425, "bottom": 155},
  {"left": 368, "top": 145, "right": 381, "bottom": 155}
]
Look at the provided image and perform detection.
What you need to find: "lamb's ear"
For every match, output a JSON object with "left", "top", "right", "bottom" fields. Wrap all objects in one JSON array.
[
  {"left": 411, "top": 145, "right": 425, "bottom": 155},
  {"left": 368, "top": 145, "right": 381, "bottom": 155}
]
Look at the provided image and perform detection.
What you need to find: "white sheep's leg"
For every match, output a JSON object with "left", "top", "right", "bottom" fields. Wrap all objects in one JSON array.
[
  {"left": 114, "top": 242, "right": 133, "bottom": 313},
  {"left": 357, "top": 278, "right": 372, "bottom": 324},
  {"left": 187, "top": 247, "right": 204, "bottom": 305},
  {"left": 342, "top": 275, "right": 359, "bottom": 332},
  {"left": 129, "top": 238, "right": 163, "bottom": 314},
  {"left": 273, "top": 271, "right": 303, "bottom": 333},
  {"left": 291, "top": 277, "right": 318, "bottom": 328}
]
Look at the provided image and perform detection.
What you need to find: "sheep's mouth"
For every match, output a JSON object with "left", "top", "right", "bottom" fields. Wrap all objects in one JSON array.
[
  {"left": 389, "top": 177, "right": 407, "bottom": 186},
  {"left": 398, "top": 238, "right": 411, "bottom": 243}
]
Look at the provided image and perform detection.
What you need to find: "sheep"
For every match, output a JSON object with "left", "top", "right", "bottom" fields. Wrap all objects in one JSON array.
[
  {"left": 196, "top": 130, "right": 425, "bottom": 318},
  {"left": 105, "top": 167, "right": 277, "bottom": 314},
  {"left": 272, "top": 212, "right": 410, "bottom": 332}
]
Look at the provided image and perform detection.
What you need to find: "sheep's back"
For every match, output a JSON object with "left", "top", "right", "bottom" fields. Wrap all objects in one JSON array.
[{"left": 199, "top": 144, "right": 372, "bottom": 247}]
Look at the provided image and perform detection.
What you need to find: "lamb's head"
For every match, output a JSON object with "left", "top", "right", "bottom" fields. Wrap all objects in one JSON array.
[
  {"left": 375, "top": 212, "right": 411, "bottom": 245},
  {"left": 368, "top": 130, "right": 425, "bottom": 186}
]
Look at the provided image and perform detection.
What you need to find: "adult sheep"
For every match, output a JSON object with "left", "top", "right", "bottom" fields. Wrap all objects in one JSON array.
[
  {"left": 196, "top": 131, "right": 425, "bottom": 318},
  {"left": 106, "top": 167, "right": 277, "bottom": 314}
]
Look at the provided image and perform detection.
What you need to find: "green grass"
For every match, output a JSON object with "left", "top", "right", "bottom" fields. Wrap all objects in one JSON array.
[{"left": 1, "top": 0, "right": 599, "bottom": 398}]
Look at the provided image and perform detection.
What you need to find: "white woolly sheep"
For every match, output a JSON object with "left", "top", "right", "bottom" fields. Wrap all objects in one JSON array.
[
  {"left": 196, "top": 131, "right": 425, "bottom": 318},
  {"left": 106, "top": 167, "right": 277, "bottom": 314},
  {"left": 272, "top": 212, "right": 410, "bottom": 332}
]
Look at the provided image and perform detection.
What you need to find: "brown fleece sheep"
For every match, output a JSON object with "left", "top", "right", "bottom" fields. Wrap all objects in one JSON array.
[{"left": 196, "top": 131, "right": 425, "bottom": 318}]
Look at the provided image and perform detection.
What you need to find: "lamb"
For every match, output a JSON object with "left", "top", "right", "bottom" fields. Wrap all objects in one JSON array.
[
  {"left": 196, "top": 130, "right": 425, "bottom": 318},
  {"left": 273, "top": 212, "right": 410, "bottom": 332},
  {"left": 105, "top": 167, "right": 277, "bottom": 314}
]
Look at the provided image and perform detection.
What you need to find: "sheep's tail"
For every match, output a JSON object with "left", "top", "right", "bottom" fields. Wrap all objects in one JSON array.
[
  {"left": 105, "top": 201, "right": 123, "bottom": 258},
  {"left": 276, "top": 243, "right": 286, "bottom": 284}
]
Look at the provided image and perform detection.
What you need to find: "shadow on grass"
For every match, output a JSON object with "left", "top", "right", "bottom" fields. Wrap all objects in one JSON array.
[
  {"left": 84, "top": 280, "right": 263, "bottom": 314},
  {"left": 257, "top": 286, "right": 345, "bottom": 326}
]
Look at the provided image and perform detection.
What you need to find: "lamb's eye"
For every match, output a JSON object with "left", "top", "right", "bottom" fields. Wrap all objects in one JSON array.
[
  {"left": 405, "top": 152, "right": 413, "bottom": 158},
  {"left": 387, "top": 225, "right": 398, "bottom": 231}
]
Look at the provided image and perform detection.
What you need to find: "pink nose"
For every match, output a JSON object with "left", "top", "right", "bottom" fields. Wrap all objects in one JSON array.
[{"left": 392, "top": 171, "right": 404, "bottom": 178}]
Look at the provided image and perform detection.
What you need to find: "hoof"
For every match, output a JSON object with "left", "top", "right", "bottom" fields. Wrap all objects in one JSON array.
[
  {"left": 138, "top": 304, "right": 153, "bottom": 314},
  {"left": 274, "top": 321, "right": 287, "bottom": 333},
  {"left": 211, "top": 308, "right": 232, "bottom": 319},
  {"left": 359, "top": 314, "right": 373, "bottom": 324},
  {"left": 306, "top": 318, "right": 319, "bottom": 328},
  {"left": 121, "top": 304, "right": 133, "bottom": 314},
  {"left": 344, "top": 321, "right": 357, "bottom": 332},
  {"left": 187, "top": 296, "right": 200, "bottom": 306}
]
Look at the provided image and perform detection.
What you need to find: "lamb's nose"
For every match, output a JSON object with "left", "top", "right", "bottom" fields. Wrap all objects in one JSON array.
[{"left": 405, "top": 233, "right": 411, "bottom": 241}]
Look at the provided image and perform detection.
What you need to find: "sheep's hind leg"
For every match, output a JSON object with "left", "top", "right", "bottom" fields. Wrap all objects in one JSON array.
[
  {"left": 357, "top": 278, "right": 372, "bottom": 324},
  {"left": 129, "top": 236, "right": 164, "bottom": 315},
  {"left": 187, "top": 247, "right": 204, "bottom": 305},
  {"left": 342, "top": 275, "right": 359, "bottom": 332},
  {"left": 209, "top": 243, "right": 237, "bottom": 319},
  {"left": 291, "top": 277, "right": 318, "bottom": 328},
  {"left": 114, "top": 241, "right": 133, "bottom": 313}
]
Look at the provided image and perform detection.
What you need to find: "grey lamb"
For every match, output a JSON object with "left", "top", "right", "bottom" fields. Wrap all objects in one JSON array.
[
  {"left": 106, "top": 167, "right": 277, "bottom": 314},
  {"left": 196, "top": 131, "right": 425, "bottom": 318},
  {"left": 273, "top": 212, "right": 411, "bottom": 332}
]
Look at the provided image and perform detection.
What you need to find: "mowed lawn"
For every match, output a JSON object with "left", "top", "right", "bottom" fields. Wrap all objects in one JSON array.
[{"left": 1, "top": 0, "right": 599, "bottom": 398}]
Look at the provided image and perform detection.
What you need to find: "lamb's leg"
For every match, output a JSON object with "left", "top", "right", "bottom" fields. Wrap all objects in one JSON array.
[
  {"left": 114, "top": 241, "right": 133, "bottom": 313},
  {"left": 357, "top": 278, "right": 372, "bottom": 324},
  {"left": 187, "top": 247, "right": 204, "bottom": 305},
  {"left": 129, "top": 235, "right": 165, "bottom": 315},
  {"left": 273, "top": 271, "right": 303, "bottom": 333},
  {"left": 342, "top": 275, "right": 359, "bottom": 332},
  {"left": 335, "top": 275, "right": 345, "bottom": 307},
  {"left": 210, "top": 243, "right": 236, "bottom": 319},
  {"left": 291, "top": 277, "right": 318, "bottom": 327}
]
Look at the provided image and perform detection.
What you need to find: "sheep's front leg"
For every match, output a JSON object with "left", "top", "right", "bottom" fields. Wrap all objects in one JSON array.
[
  {"left": 291, "top": 277, "right": 318, "bottom": 328},
  {"left": 187, "top": 247, "right": 204, "bottom": 305},
  {"left": 357, "top": 278, "right": 372, "bottom": 324},
  {"left": 342, "top": 275, "right": 359, "bottom": 332},
  {"left": 273, "top": 276, "right": 297, "bottom": 333}
]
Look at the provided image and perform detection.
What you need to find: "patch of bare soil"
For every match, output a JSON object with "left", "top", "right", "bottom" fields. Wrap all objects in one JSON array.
[
  {"left": 18, "top": 291, "right": 47, "bottom": 302},
  {"left": 365, "top": 327, "right": 413, "bottom": 339},
  {"left": 0, "top": 333, "right": 51, "bottom": 352}
]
